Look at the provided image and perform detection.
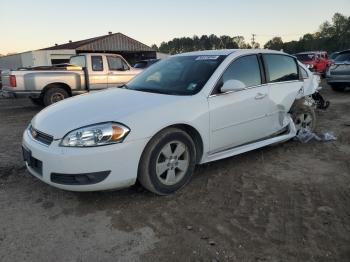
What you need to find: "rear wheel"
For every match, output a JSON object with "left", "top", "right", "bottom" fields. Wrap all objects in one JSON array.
[
  {"left": 43, "top": 86, "right": 69, "bottom": 106},
  {"left": 291, "top": 103, "right": 317, "bottom": 133},
  {"left": 138, "top": 128, "right": 196, "bottom": 195}
]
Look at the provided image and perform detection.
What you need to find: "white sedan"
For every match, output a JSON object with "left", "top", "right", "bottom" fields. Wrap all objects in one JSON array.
[{"left": 22, "top": 49, "right": 319, "bottom": 195}]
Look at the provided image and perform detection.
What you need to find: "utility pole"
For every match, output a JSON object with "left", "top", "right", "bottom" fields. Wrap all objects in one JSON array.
[{"left": 251, "top": 34, "right": 256, "bottom": 48}]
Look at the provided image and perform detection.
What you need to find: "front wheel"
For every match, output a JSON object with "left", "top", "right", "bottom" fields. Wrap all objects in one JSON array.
[{"left": 138, "top": 128, "right": 197, "bottom": 195}]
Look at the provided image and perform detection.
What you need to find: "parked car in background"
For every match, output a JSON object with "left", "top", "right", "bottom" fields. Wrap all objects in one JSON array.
[
  {"left": 329, "top": 51, "right": 340, "bottom": 64},
  {"left": 295, "top": 51, "right": 329, "bottom": 75},
  {"left": 133, "top": 59, "right": 160, "bottom": 69},
  {"left": 1, "top": 53, "right": 142, "bottom": 106},
  {"left": 22, "top": 49, "right": 320, "bottom": 195},
  {"left": 326, "top": 49, "right": 350, "bottom": 91}
]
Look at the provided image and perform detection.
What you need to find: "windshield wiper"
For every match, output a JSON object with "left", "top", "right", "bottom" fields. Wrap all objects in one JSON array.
[
  {"left": 135, "top": 88, "right": 168, "bottom": 94},
  {"left": 119, "top": 84, "right": 129, "bottom": 89}
]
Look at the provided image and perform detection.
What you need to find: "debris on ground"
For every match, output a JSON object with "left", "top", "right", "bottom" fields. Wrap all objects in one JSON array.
[{"left": 295, "top": 128, "right": 337, "bottom": 143}]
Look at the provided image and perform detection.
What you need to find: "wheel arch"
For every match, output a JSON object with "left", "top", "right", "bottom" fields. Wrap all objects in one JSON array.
[
  {"left": 144, "top": 124, "right": 204, "bottom": 164},
  {"left": 42, "top": 82, "right": 72, "bottom": 97}
]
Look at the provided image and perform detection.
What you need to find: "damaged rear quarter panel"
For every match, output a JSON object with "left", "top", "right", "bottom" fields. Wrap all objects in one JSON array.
[{"left": 268, "top": 80, "right": 304, "bottom": 130}]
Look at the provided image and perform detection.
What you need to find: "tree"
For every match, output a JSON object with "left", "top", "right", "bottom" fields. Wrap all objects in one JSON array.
[
  {"left": 158, "top": 34, "right": 258, "bottom": 54},
  {"left": 151, "top": 44, "right": 159, "bottom": 51},
  {"left": 264, "top": 37, "right": 284, "bottom": 50},
  {"left": 280, "top": 13, "right": 350, "bottom": 54}
]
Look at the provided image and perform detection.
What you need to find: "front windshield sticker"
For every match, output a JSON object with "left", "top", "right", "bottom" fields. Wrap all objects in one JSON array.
[{"left": 195, "top": 56, "right": 220, "bottom": 61}]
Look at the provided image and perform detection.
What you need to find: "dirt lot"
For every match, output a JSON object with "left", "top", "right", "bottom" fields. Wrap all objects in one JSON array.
[{"left": 0, "top": 83, "right": 349, "bottom": 262}]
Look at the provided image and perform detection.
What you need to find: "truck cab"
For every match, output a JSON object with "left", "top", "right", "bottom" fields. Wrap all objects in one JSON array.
[{"left": 295, "top": 51, "right": 329, "bottom": 75}]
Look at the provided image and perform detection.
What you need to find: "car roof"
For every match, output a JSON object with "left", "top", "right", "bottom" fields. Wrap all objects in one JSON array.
[
  {"left": 338, "top": 49, "right": 350, "bottom": 54},
  {"left": 296, "top": 51, "right": 327, "bottom": 55},
  {"left": 175, "top": 49, "right": 286, "bottom": 57}
]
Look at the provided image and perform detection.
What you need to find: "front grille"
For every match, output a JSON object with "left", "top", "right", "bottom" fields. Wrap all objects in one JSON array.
[
  {"left": 51, "top": 171, "right": 111, "bottom": 185},
  {"left": 29, "top": 126, "right": 53, "bottom": 146}
]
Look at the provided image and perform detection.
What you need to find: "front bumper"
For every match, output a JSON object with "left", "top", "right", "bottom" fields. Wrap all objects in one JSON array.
[{"left": 22, "top": 128, "right": 149, "bottom": 191}]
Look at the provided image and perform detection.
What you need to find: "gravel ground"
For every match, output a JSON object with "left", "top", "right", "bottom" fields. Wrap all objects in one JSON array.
[{"left": 0, "top": 83, "right": 349, "bottom": 262}]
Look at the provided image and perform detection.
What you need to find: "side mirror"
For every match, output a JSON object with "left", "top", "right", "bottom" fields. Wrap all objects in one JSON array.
[{"left": 220, "top": 79, "right": 246, "bottom": 93}]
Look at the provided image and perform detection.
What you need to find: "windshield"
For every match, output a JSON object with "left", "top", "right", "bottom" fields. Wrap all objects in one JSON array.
[
  {"left": 335, "top": 52, "right": 350, "bottom": 62},
  {"left": 126, "top": 55, "right": 226, "bottom": 95},
  {"left": 296, "top": 54, "right": 315, "bottom": 62}
]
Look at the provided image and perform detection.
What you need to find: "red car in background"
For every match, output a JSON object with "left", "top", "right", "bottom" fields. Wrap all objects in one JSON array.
[{"left": 295, "top": 51, "right": 329, "bottom": 75}]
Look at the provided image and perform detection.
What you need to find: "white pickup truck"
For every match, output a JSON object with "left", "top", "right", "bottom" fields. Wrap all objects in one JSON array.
[{"left": 1, "top": 53, "right": 142, "bottom": 106}]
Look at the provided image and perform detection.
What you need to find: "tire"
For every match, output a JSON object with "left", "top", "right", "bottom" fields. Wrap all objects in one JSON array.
[
  {"left": 291, "top": 102, "right": 317, "bottom": 133},
  {"left": 138, "top": 128, "right": 197, "bottom": 195},
  {"left": 29, "top": 97, "right": 44, "bottom": 106},
  {"left": 43, "top": 86, "right": 69, "bottom": 106},
  {"left": 331, "top": 85, "right": 346, "bottom": 92}
]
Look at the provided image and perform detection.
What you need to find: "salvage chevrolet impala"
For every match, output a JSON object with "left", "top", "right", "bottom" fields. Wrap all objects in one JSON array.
[{"left": 22, "top": 49, "right": 319, "bottom": 195}]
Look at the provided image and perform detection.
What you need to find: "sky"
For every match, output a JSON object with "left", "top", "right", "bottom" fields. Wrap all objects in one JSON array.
[{"left": 0, "top": 0, "right": 349, "bottom": 54}]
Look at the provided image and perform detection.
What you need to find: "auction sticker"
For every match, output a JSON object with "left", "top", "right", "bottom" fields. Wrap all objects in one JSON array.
[{"left": 196, "top": 56, "right": 220, "bottom": 61}]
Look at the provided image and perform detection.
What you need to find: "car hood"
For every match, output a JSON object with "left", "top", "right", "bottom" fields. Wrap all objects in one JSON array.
[{"left": 31, "top": 88, "right": 185, "bottom": 139}]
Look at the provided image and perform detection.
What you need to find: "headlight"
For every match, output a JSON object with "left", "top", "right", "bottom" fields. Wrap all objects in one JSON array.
[
  {"left": 60, "top": 122, "right": 130, "bottom": 147},
  {"left": 307, "top": 64, "right": 314, "bottom": 69}
]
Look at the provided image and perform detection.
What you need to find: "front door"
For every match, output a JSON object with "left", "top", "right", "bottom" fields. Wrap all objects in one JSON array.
[
  {"left": 208, "top": 55, "right": 274, "bottom": 153},
  {"left": 107, "top": 56, "right": 135, "bottom": 87}
]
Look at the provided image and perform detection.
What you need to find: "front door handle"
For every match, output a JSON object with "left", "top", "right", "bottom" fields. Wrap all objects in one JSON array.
[{"left": 255, "top": 93, "right": 267, "bottom": 100}]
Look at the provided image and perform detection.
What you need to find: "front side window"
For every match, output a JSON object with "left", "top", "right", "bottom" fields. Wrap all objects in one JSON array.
[
  {"left": 91, "top": 56, "right": 103, "bottom": 71},
  {"left": 221, "top": 55, "right": 262, "bottom": 88},
  {"left": 107, "top": 56, "right": 123, "bottom": 71},
  {"left": 126, "top": 55, "right": 226, "bottom": 95},
  {"left": 264, "top": 54, "right": 299, "bottom": 83}
]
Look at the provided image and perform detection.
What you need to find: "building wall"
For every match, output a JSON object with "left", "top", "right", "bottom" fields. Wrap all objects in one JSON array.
[
  {"left": 32, "top": 50, "right": 76, "bottom": 66},
  {"left": 0, "top": 50, "right": 76, "bottom": 70},
  {"left": 0, "top": 53, "right": 23, "bottom": 70}
]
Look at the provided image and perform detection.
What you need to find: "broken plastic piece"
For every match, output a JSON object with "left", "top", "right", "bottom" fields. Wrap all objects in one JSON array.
[
  {"left": 296, "top": 128, "right": 321, "bottom": 143},
  {"left": 319, "top": 132, "right": 337, "bottom": 141},
  {"left": 295, "top": 128, "right": 337, "bottom": 143}
]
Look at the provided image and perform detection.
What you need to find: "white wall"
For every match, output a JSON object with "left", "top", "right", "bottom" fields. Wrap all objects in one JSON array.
[
  {"left": 0, "top": 49, "right": 76, "bottom": 70},
  {"left": 0, "top": 53, "right": 23, "bottom": 70}
]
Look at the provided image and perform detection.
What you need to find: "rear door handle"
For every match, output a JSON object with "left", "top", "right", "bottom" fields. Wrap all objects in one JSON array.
[{"left": 255, "top": 93, "right": 267, "bottom": 100}]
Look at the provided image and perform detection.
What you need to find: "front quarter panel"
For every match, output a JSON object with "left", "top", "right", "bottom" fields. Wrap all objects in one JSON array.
[{"left": 120, "top": 95, "right": 210, "bottom": 162}]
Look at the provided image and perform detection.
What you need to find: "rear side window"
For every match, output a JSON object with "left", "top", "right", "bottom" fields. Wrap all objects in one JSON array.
[
  {"left": 264, "top": 54, "right": 298, "bottom": 83},
  {"left": 335, "top": 52, "right": 350, "bottom": 62},
  {"left": 221, "top": 55, "right": 262, "bottom": 88},
  {"left": 70, "top": 56, "right": 86, "bottom": 67},
  {"left": 300, "top": 66, "right": 308, "bottom": 79},
  {"left": 91, "top": 56, "right": 103, "bottom": 71}
]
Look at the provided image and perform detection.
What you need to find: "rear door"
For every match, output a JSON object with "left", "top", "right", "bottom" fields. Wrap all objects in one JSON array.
[
  {"left": 88, "top": 55, "right": 108, "bottom": 90},
  {"left": 107, "top": 56, "right": 135, "bottom": 87},
  {"left": 262, "top": 54, "right": 303, "bottom": 131}
]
